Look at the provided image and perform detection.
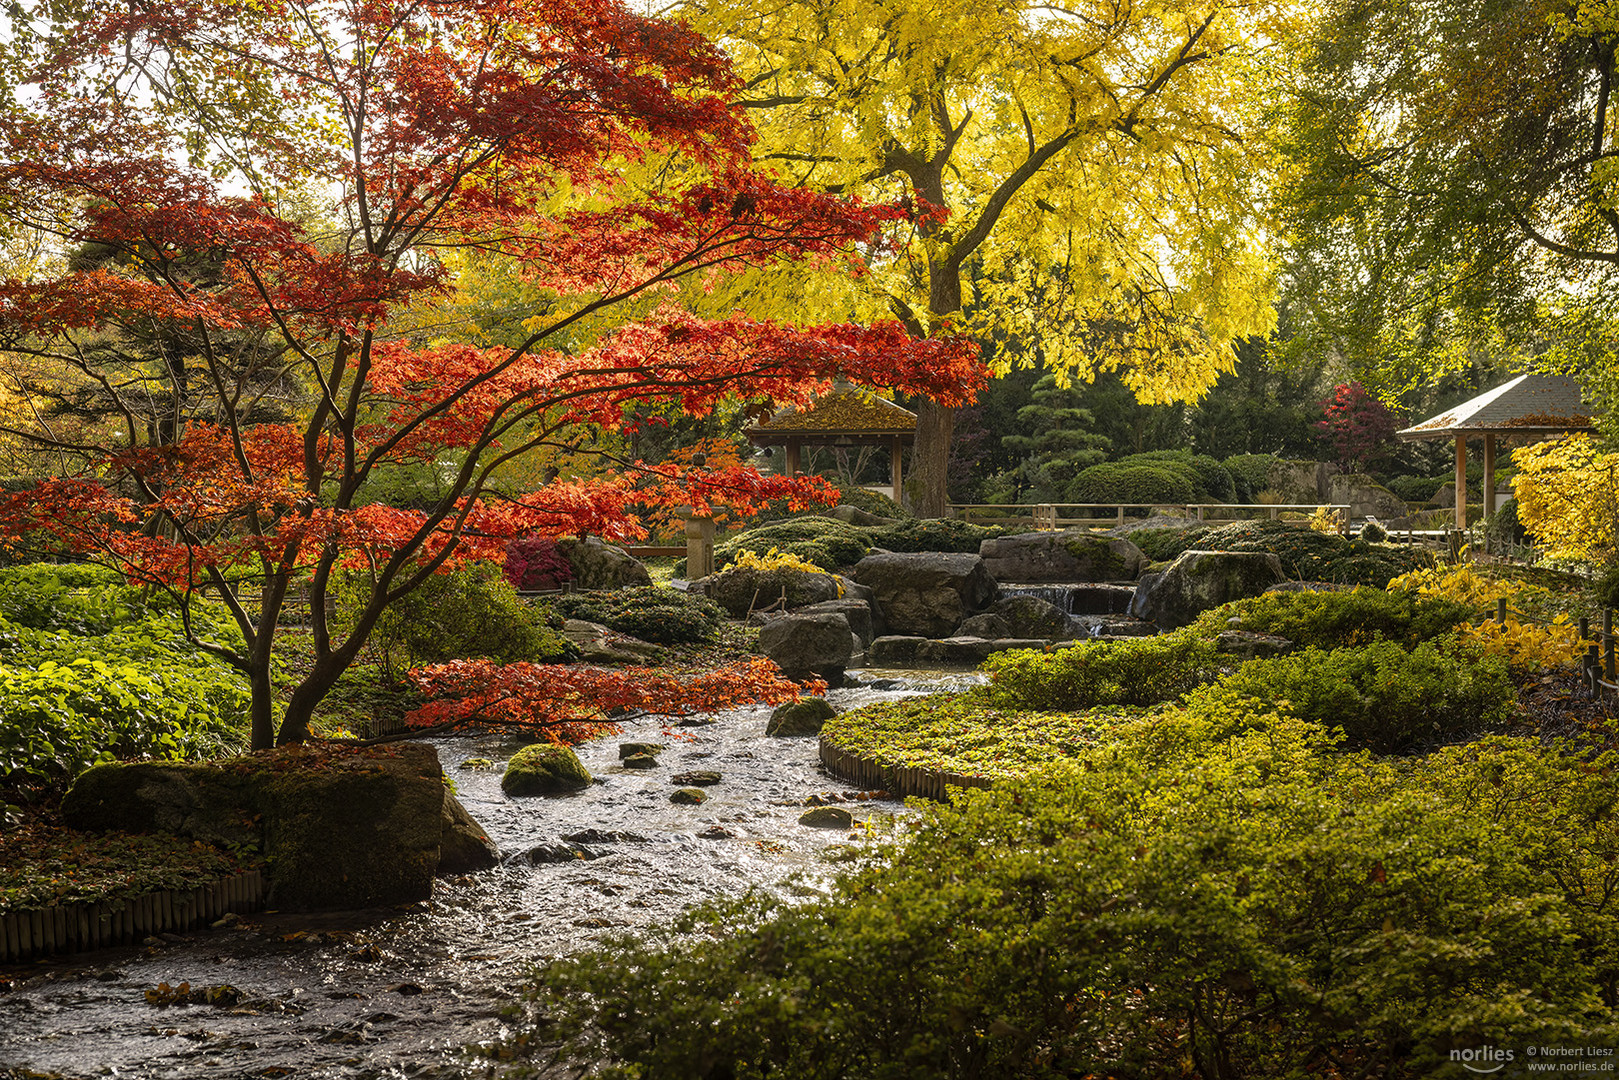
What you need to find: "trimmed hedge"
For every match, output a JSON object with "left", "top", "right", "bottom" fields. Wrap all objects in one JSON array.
[
  {"left": 1128, "top": 519, "right": 1428, "bottom": 586},
  {"left": 1222, "top": 453, "right": 1279, "bottom": 501},
  {"left": 712, "top": 516, "right": 873, "bottom": 572},
  {"left": 548, "top": 586, "right": 724, "bottom": 645},
  {"left": 866, "top": 518, "right": 1006, "bottom": 553},
  {"left": 1068, "top": 462, "right": 1197, "bottom": 505},
  {"left": 980, "top": 632, "right": 1218, "bottom": 711}
]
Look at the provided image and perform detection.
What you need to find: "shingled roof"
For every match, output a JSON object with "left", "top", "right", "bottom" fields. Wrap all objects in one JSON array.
[
  {"left": 745, "top": 387, "right": 917, "bottom": 438},
  {"left": 1397, "top": 373, "right": 1595, "bottom": 441}
]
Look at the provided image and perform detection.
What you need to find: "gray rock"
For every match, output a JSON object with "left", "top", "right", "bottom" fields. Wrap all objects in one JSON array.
[
  {"left": 1130, "top": 550, "right": 1288, "bottom": 630},
  {"left": 518, "top": 842, "right": 598, "bottom": 864},
  {"left": 757, "top": 612, "right": 854, "bottom": 683},
  {"left": 826, "top": 504, "right": 896, "bottom": 527},
  {"left": 1328, "top": 474, "right": 1409, "bottom": 522},
  {"left": 978, "top": 531, "right": 1145, "bottom": 583},
  {"left": 915, "top": 636, "right": 1046, "bottom": 665},
  {"left": 1265, "top": 459, "right": 1339, "bottom": 503},
  {"left": 990, "top": 594, "right": 1074, "bottom": 638},
  {"left": 1088, "top": 615, "right": 1161, "bottom": 638},
  {"left": 671, "top": 771, "right": 723, "bottom": 786},
  {"left": 867, "top": 635, "right": 927, "bottom": 666},
  {"left": 799, "top": 806, "right": 854, "bottom": 829},
  {"left": 707, "top": 564, "right": 842, "bottom": 617},
  {"left": 852, "top": 552, "right": 996, "bottom": 637},
  {"left": 556, "top": 536, "right": 652, "bottom": 590},
  {"left": 618, "top": 742, "right": 666, "bottom": 759},
  {"left": 670, "top": 788, "right": 708, "bottom": 805},
  {"left": 796, "top": 599, "right": 877, "bottom": 647},
  {"left": 621, "top": 753, "right": 659, "bottom": 769},
  {"left": 1216, "top": 630, "right": 1295, "bottom": 660},
  {"left": 956, "top": 612, "right": 1012, "bottom": 639},
  {"left": 439, "top": 793, "right": 500, "bottom": 875},
  {"left": 767, "top": 697, "right": 838, "bottom": 736}
]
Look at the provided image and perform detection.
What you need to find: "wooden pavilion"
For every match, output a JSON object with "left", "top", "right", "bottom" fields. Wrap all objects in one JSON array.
[
  {"left": 744, "top": 385, "right": 916, "bottom": 503},
  {"left": 1396, "top": 373, "right": 1596, "bottom": 529}
]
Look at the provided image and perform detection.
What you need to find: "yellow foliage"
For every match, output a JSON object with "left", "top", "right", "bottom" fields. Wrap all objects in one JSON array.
[
  {"left": 1386, "top": 564, "right": 1512, "bottom": 606},
  {"left": 1461, "top": 614, "right": 1582, "bottom": 673},
  {"left": 730, "top": 548, "right": 844, "bottom": 596},
  {"left": 1511, "top": 434, "right": 1619, "bottom": 566},
  {"left": 1307, "top": 506, "right": 1342, "bottom": 534}
]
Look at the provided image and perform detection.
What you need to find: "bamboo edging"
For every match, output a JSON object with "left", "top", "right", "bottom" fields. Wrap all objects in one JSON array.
[
  {"left": 0, "top": 869, "right": 265, "bottom": 964},
  {"left": 820, "top": 738, "right": 993, "bottom": 803}
]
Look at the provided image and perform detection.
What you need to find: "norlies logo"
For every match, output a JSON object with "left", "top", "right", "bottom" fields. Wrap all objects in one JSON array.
[{"left": 1453, "top": 1046, "right": 1517, "bottom": 1074}]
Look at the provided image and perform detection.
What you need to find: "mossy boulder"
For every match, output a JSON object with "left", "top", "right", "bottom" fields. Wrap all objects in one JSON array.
[
  {"left": 671, "top": 788, "right": 708, "bottom": 805},
  {"left": 62, "top": 743, "right": 451, "bottom": 911},
  {"left": 672, "top": 770, "right": 722, "bottom": 786},
  {"left": 501, "top": 743, "right": 593, "bottom": 796},
  {"left": 622, "top": 753, "right": 659, "bottom": 770},
  {"left": 707, "top": 564, "right": 843, "bottom": 617},
  {"left": 979, "top": 531, "right": 1145, "bottom": 583},
  {"left": 1130, "top": 550, "right": 1287, "bottom": 630},
  {"left": 798, "top": 806, "right": 854, "bottom": 829},
  {"left": 619, "top": 742, "right": 665, "bottom": 759},
  {"left": 767, "top": 697, "right": 838, "bottom": 736},
  {"left": 440, "top": 792, "right": 500, "bottom": 874}
]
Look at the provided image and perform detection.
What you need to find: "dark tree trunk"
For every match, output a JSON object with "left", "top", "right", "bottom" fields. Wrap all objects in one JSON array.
[{"left": 909, "top": 251, "right": 964, "bottom": 518}]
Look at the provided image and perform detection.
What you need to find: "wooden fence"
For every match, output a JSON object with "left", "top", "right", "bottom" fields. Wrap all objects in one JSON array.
[
  {"left": 818, "top": 739, "right": 992, "bottom": 803},
  {"left": 946, "top": 502, "right": 1352, "bottom": 531},
  {"left": 0, "top": 869, "right": 265, "bottom": 963}
]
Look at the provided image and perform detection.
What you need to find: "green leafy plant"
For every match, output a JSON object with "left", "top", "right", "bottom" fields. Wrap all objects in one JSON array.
[
  {"left": 980, "top": 631, "right": 1218, "bottom": 711},
  {"left": 335, "top": 563, "right": 574, "bottom": 677},
  {"left": 1198, "top": 639, "right": 1515, "bottom": 753}
]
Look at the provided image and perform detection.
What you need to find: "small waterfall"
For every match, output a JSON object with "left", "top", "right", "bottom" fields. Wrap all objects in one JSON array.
[{"left": 998, "top": 583, "right": 1137, "bottom": 616}]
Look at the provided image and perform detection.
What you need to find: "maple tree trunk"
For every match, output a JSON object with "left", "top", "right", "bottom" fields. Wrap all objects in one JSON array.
[
  {"left": 249, "top": 664, "right": 277, "bottom": 752},
  {"left": 908, "top": 259, "right": 963, "bottom": 518}
]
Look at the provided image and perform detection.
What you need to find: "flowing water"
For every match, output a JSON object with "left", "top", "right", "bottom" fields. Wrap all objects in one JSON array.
[{"left": 0, "top": 672, "right": 981, "bottom": 1080}]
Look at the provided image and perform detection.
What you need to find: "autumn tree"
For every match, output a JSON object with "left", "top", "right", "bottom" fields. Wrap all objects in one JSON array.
[
  {"left": 1281, "top": 0, "right": 1619, "bottom": 405},
  {"left": 0, "top": 0, "right": 984, "bottom": 749},
  {"left": 683, "top": 0, "right": 1293, "bottom": 514}
]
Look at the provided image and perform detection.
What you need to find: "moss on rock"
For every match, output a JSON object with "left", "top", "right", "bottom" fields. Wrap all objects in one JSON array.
[
  {"left": 767, "top": 697, "right": 838, "bottom": 736},
  {"left": 501, "top": 743, "right": 593, "bottom": 796}
]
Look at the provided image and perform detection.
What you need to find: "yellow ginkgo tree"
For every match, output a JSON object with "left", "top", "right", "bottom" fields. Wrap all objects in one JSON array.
[
  {"left": 1513, "top": 435, "right": 1619, "bottom": 567},
  {"left": 685, "top": 0, "right": 1300, "bottom": 513}
]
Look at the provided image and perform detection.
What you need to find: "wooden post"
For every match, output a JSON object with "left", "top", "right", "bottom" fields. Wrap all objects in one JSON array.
[
  {"left": 674, "top": 506, "right": 716, "bottom": 580},
  {"left": 1482, "top": 433, "right": 1496, "bottom": 526},
  {"left": 1454, "top": 434, "right": 1468, "bottom": 531},
  {"left": 1605, "top": 609, "right": 1615, "bottom": 683},
  {"left": 890, "top": 435, "right": 903, "bottom": 504},
  {"left": 784, "top": 439, "right": 800, "bottom": 477}
]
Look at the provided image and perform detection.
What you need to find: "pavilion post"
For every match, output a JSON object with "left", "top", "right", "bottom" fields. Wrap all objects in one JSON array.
[
  {"left": 1454, "top": 434, "right": 1468, "bottom": 531},
  {"left": 1482, "top": 433, "right": 1496, "bottom": 523},
  {"left": 890, "top": 435, "right": 903, "bottom": 504},
  {"left": 784, "top": 439, "right": 800, "bottom": 476}
]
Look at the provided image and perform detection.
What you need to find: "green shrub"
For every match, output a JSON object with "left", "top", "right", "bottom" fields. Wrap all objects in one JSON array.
[
  {"left": 712, "top": 516, "right": 873, "bottom": 572},
  {"left": 1192, "top": 586, "right": 1476, "bottom": 649},
  {"left": 836, "top": 486, "right": 910, "bottom": 520},
  {"left": 0, "top": 657, "right": 246, "bottom": 782},
  {"left": 1386, "top": 473, "right": 1448, "bottom": 503},
  {"left": 866, "top": 518, "right": 1004, "bottom": 553},
  {"left": 1067, "top": 462, "right": 1196, "bottom": 505},
  {"left": 0, "top": 563, "right": 166, "bottom": 635},
  {"left": 980, "top": 631, "right": 1218, "bottom": 711},
  {"left": 1126, "top": 519, "right": 1427, "bottom": 586},
  {"left": 512, "top": 715, "right": 1615, "bottom": 1078},
  {"left": 549, "top": 586, "right": 724, "bottom": 645},
  {"left": 1222, "top": 453, "right": 1278, "bottom": 501},
  {"left": 1359, "top": 519, "right": 1388, "bottom": 542},
  {"left": 1597, "top": 564, "right": 1619, "bottom": 611},
  {"left": 823, "top": 692, "right": 1111, "bottom": 778},
  {"left": 336, "top": 563, "right": 573, "bottom": 675},
  {"left": 1124, "top": 450, "right": 1235, "bottom": 501},
  {"left": 1200, "top": 639, "right": 1515, "bottom": 753}
]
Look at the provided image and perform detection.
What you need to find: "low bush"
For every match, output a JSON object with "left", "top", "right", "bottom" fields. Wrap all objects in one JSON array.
[
  {"left": 1124, "top": 450, "right": 1235, "bottom": 502},
  {"left": 836, "top": 486, "right": 910, "bottom": 520},
  {"left": 866, "top": 518, "right": 1004, "bottom": 553},
  {"left": 712, "top": 516, "right": 873, "bottom": 572},
  {"left": 336, "top": 563, "right": 573, "bottom": 676},
  {"left": 511, "top": 715, "right": 1616, "bottom": 1078},
  {"left": 980, "top": 631, "right": 1218, "bottom": 711},
  {"left": 1067, "top": 461, "right": 1196, "bottom": 506},
  {"left": 822, "top": 693, "right": 1111, "bottom": 779},
  {"left": 705, "top": 550, "right": 843, "bottom": 616},
  {"left": 1199, "top": 639, "right": 1515, "bottom": 753},
  {"left": 549, "top": 586, "right": 724, "bottom": 645},
  {"left": 1386, "top": 473, "right": 1448, "bottom": 503},
  {"left": 1193, "top": 586, "right": 1475, "bottom": 649}
]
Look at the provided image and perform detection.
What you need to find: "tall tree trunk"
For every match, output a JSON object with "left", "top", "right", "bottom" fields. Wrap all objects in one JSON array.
[
  {"left": 249, "top": 663, "right": 276, "bottom": 751},
  {"left": 909, "top": 256, "right": 963, "bottom": 518}
]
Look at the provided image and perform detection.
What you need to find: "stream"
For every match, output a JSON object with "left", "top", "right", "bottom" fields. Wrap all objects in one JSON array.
[{"left": 0, "top": 671, "right": 979, "bottom": 1080}]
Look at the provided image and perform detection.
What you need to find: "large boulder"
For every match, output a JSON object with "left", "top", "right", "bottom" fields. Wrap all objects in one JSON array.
[
  {"left": 916, "top": 636, "right": 1047, "bottom": 665},
  {"left": 795, "top": 598, "right": 878, "bottom": 647},
  {"left": 707, "top": 565, "right": 842, "bottom": 617},
  {"left": 501, "top": 742, "right": 593, "bottom": 796},
  {"left": 62, "top": 743, "right": 450, "bottom": 911},
  {"left": 1130, "top": 549, "right": 1287, "bottom": 630},
  {"left": 978, "top": 531, "right": 1145, "bottom": 583},
  {"left": 556, "top": 536, "right": 651, "bottom": 590},
  {"left": 989, "top": 594, "right": 1072, "bottom": 639},
  {"left": 866, "top": 635, "right": 927, "bottom": 666},
  {"left": 1328, "top": 474, "right": 1410, "bottom": 522},
  {"left": 851, "top": 552, "right": 996, "bottom": 638},
  {"left": 757, "top": 612, "right": 856, "bottom": 683},
  {"left": 1264, "top": 459, "right": 1338, "bottom": 504},
  {"left": 440, "top": 793, "right": 500, "bottom": 874}
]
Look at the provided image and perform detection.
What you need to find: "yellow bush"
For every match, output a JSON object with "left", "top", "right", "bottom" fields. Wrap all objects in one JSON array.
[
  {"left": 1386, "top": 564, "right": 1512, "bottom": 606},
  {"left": 1512, "top": 434, "right": 1619, "bottom": 565},
  {"left": 1307, "top": 506, "right": 1342, "bottom": 534},
  {"left": 1388, "top": 564, "right": 1584, "bottom": 670}
]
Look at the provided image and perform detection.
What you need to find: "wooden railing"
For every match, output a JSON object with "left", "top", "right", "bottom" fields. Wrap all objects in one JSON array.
[{"left": 945, "top": 502, "right": 1352, "bottom": 531}]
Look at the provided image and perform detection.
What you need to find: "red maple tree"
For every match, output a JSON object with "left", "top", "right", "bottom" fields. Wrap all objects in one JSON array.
[
  {"left": 1316, "top": 382, "right": 1400, "bottom": 473},
  {"left": 0, "top": 0, "right": 985, "bottom": 749}
]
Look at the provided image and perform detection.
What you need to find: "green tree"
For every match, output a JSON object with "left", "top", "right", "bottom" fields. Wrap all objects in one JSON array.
[
  {"left": 686, "top": 0, "right": 1293, "bottom": 515},
  {"left": 1001, "top": 374, "right": 1110, "bottom": 502},
  {"left": 1281, "top": 0, "right": 1619, "bottom": 404}
]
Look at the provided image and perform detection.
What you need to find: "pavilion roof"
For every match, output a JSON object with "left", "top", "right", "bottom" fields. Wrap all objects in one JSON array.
[
  {"left": 1397, "top": 373, "right": 1596, "bottom": 441},
  {"left": 745, "top": 386, "right": 917, "bottom": 439}
]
